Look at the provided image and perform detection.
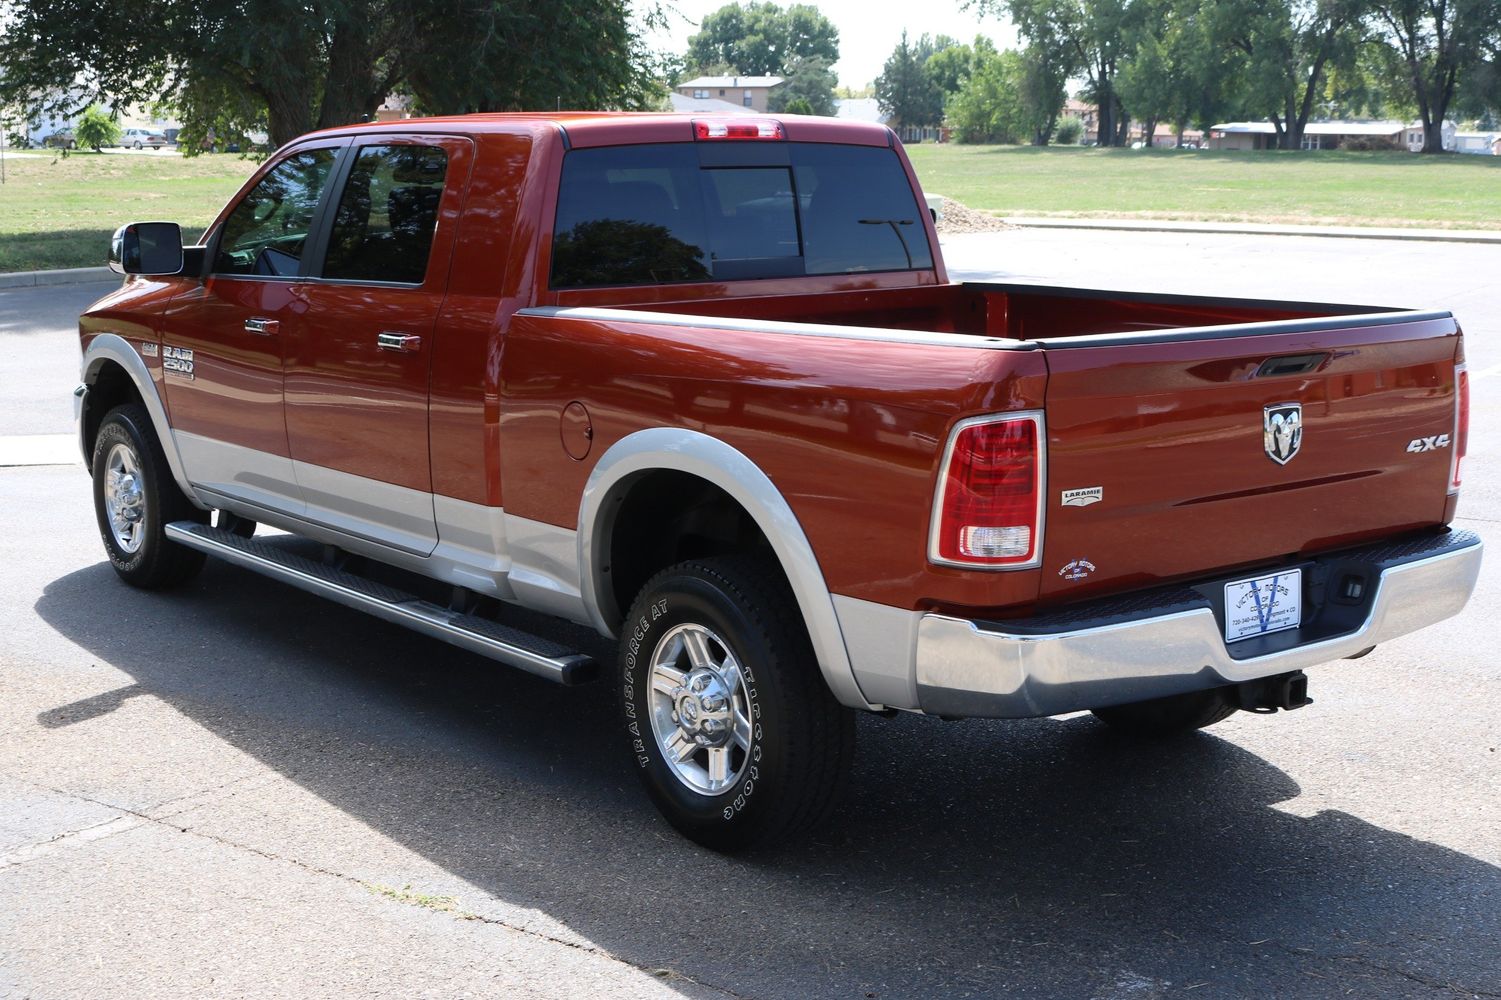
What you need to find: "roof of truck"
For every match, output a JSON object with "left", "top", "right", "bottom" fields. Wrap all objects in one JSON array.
[{"left": 308, "top": 112, "right": 895, "bottom": 149}]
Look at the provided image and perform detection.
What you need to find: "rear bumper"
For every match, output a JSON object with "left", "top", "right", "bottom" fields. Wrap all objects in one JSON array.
[{"left": 914, "top": 529, "right": 1482, "bottom": 719}]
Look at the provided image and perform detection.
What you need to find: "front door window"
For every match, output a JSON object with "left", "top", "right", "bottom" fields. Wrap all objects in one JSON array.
[{"left": 213, "top": 149, "right": 338, "bottom": 277}]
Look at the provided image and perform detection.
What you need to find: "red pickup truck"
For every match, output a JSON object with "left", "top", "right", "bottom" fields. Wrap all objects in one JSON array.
[{"left": 78, "top": 113, "right": 1481, "bottom": 849}]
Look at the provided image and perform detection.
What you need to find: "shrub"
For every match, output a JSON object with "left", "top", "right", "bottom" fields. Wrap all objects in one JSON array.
[
  {"left": 1054, "top": 117, "right": 1083, "bottom": 145},
  {"left": 782, "top": 96, "right": 815, "bottom": 116},
  {"left": 74, "top": 105, "right": 121, "bottom": 151}
]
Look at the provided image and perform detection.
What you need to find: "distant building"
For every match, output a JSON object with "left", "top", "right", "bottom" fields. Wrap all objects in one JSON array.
[
  {"left": 676, "top": 75, "right": 783, "bottom": 112},
  {"left": 1208, "top": 120, "right": 1458, "bottom": 152},
  {"left": 668, "top": 93, "right": 756, "bottom": 115},
  {"left": 1455, "top": 131, "right": 1501, "bottom": 156},
  {"left": 1061, "top": 99, "right": 1098, "bottom": 144},
  {"left": 376, "top": 94, "right": 413, "bottom": 122}
]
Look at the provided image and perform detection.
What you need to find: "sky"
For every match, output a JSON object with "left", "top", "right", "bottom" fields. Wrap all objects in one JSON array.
[{"left": 640, "top": 0, "right": 1021, "bottom": 91}]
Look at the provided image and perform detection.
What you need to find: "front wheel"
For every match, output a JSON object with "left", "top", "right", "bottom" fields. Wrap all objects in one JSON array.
[
  {"left": 91, "top": 404, "right": 207, "bottom": 588},
  {"left": 618, "top": 556, "right": 856, "bottom": 851}
]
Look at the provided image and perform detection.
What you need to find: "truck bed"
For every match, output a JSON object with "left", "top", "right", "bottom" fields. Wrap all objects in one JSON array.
[{"left": 527, "top": 281, "right": 1461, "bottom": 610}]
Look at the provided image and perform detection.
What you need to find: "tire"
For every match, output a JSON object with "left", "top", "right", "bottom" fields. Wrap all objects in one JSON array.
[
  {"left": 1090, "top": 687, "right": 1238, "bottom": 738},
  {"left": 618, "top": 556, "right": 856, "bottom": 851},
  {"left": 133, "top": 141, "right": 142, "bottom": 150},
  {"left": 91, "top": 403, "right": 207, "bottom": 588}
]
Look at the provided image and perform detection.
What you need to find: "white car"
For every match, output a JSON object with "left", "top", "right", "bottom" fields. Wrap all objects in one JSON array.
[{"left": 121, "top": 128, "right": 169, "bottom": 150}]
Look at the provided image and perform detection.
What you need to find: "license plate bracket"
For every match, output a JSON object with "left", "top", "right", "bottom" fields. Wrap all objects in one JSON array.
[{"left": 1223, "top": 569, "right": 1302, "bottom": 643}]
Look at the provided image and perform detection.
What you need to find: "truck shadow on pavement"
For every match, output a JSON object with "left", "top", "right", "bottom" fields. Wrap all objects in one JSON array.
[{"left": 36, "top": 558, "right": 1501, "bottom": 999}]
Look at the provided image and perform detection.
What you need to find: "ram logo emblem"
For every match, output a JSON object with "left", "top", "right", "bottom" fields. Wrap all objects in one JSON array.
[{"left": 1263, "top": 403, "right": 1302, "bottom": 465}]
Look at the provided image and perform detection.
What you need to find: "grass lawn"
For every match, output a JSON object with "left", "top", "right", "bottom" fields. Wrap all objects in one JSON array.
[
  {"left": 0, "top": 151, "right": 257, "bottom": 272},
  {"left": 905, "top": 144, "right": 1501, "bottom": 230}
]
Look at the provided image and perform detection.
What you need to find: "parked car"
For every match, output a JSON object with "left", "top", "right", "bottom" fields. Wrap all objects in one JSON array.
[
  {"left": 79, "top": 113, "right": 1482, "bottom": 850},
  {"left": 121, "top": 128, "right": 169, "bottom": 150},
  {"left": 43, "top": 128, "right": 77, "bottom": 149}
]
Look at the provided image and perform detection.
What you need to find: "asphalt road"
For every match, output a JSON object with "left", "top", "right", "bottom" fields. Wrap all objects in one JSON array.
[{"left": 1, "top": 230, "right": 1498, "bottom": 999}]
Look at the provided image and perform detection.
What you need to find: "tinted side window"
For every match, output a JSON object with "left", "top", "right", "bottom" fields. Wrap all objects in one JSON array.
[
  {"left": 794, "top": 145, "right": 934, "bottom": 275},
  {"left": 213, "top": 149, "right": 337, "bottom": 276},
  {"left": 323, "top": 145, "right": 449, "bottom": 284}
]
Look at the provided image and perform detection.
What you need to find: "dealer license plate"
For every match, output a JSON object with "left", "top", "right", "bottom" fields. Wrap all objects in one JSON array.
[{"left": 1223, "top": 569, "right": 1302, "bottom": 643}]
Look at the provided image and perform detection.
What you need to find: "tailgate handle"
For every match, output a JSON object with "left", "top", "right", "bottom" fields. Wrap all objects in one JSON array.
[{"left": 1256, "top": 353, "right": 1328, "bottom": 378}]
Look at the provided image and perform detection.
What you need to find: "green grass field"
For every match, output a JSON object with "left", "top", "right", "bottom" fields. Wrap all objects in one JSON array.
[
  {"left": 905, "top": 144, "right": 1501, "bottom": 230},
  {"left": 0, "top": 151, "right": 257, "bottom": 272},
  {"left": 1, "top": 143, "right": 1499, "bottom": 272}
]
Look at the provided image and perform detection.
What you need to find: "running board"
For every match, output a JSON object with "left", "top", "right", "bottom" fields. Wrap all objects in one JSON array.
[{"left": 165, "top": 521, "right": 597, "bottom": 685}]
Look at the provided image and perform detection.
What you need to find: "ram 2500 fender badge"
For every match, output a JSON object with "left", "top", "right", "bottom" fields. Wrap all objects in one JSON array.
[
  {"left": 1059, "top": 558, "right": 1097, "bottom": 581},
  {"left": 1406, "top": 434, "right": 1450, "bottom": 453},
  {"left": 162, "top": 345, "right": 195, "bottom": 380},
  {"left": 1264, "top": 402, "right": 1302, "bottom": 465},
  {"left": 1061, "top": 486, "right": 1103, "bottom": 507}
]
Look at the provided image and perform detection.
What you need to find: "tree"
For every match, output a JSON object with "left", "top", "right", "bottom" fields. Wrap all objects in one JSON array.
[
  {"left": 969, "top": 0, "right": 1129, "bottom": 145},
  {"left": 768, "top": 56, "right": 837, "bottom": 115},
  {"left": 1219, "top": 0, "right": 1369, "bottom": 150},
  {"left": 781, "top": 96, "right": 816, "bottom": 115},
  {"left": 1369, "top": 0, "right": 1501, "bottom": 151},
  {"left": 1118, "top": 0, "right": 1232, "bottom": 145},
  {"left": 0, "top": 0, "right": 666, "bottom": 151},
  {"left": 685, "top": 2, "right": 839, "bottom": 76},
  {"left": 74, "top": 104, "right": 120, "bottom": 151},
  {"left": 875, "top": 31, "right": 945, "bottom": 129},
  {"left": 948, "top": 48, "right": 1033, "bottom": 142}
]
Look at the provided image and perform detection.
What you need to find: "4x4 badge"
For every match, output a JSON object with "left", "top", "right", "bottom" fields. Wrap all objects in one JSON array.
[{"left": 1264, "top": 403, "right": 1302, "bottom": 465}]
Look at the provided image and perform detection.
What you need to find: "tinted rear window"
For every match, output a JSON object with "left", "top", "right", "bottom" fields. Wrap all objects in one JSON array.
[{"left": 550, "top": 142, "right": 933, "bottom": 289}]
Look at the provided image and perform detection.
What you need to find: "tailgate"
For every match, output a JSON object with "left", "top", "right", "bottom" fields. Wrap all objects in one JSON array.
[{"left": 1038, "top": 312, "right": 1461, "bottom": 601}]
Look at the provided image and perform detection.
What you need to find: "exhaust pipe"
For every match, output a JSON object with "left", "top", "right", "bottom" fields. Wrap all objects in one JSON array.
[{"left": 1234, "top": 671, "right": 1312, "bottom": 714}]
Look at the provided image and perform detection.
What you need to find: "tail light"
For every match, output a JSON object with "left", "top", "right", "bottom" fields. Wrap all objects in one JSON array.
[
  {"left": 929, "top": 412, "right": 1045, "bottom": 569},
  {"left": 692, "top": 119, "right": 784, "bottom": 141},
  {"left": 1451, "top": 362, "right": 1468, "bottom": 493}
]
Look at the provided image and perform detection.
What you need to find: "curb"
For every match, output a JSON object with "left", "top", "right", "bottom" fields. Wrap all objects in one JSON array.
[
  {"left": 999, "top": 217, "right": 1501, "bottom": 245},
  {"left": 0, "top": 266, "right": 116, "bottom": 290}
]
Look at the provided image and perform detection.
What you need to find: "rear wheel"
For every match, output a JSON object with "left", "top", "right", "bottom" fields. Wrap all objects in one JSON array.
[
  {"left": 1090, "top": 687, "right": 1238, "bottom": 737},
  {"left": 91, "top": 404, "right": 207, "bottom": 588},
  {"left": 618, "top": 556, "right": 856, "bottom": 851}
]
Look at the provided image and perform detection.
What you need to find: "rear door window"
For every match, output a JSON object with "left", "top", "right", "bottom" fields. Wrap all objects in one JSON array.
[
  {"left": 550, "top": 141, "right": 932, "bottom": 289},
  {"left": 322, "top": 144, "right": 449, "bottom": 284},
  {"left": 213, "top": 149, "right": 338, "bottom": 277}
]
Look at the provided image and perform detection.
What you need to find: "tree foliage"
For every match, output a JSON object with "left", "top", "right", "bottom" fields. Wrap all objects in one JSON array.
[
  {"left": 948, "top": 45, "right": 1066, "bottom": 143},
  {"left": 0, "top": 0, "right": 668, "bottom": 151},
  {"left": 875, "top": 33, "right": 969, "bottom": 129},
  {"left": 73, "top": 103, "right": 120, "bottom": 150},
  {"left": 685, "top": 2, "right": 839, "bottom": 76},
  {"left": 1369, "top": 0, "right": 1501, "bottom": 150},
  {"left": 767, "top": 56, "right": 837, "bottom": 115}
]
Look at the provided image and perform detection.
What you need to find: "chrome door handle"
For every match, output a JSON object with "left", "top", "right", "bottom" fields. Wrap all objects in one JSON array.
[
  {"left": 244, "top": 317, "right": 279, "bottom": 335},
  {"left": 377, "top": 332, "right": 422, "bottom": 353}
]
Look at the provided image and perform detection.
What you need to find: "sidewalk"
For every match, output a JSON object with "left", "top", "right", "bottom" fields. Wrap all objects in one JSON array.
[
  {"left": 0, "top": 266, "right": 115, "bottom": 289},
  {"left": 1001, "top": 216, "right": 1501, "bottom": 245}
]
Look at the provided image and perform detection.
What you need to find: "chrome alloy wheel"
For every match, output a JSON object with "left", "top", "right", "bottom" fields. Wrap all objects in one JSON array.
[
  {"left": 103, "top": 441, "right": 147, "bottom": 554},
  {"left": 647, "top": 623, "right": 754, "bottom": 795}
]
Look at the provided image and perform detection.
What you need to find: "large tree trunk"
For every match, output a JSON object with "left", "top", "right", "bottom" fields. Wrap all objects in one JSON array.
[{"left": 318, "top": 16, "right": 383, "bottom": 130}]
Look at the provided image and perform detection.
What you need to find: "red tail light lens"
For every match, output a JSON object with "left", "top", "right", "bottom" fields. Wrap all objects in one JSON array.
[
  {"left": 692, "top": 119, "right": 785, "bottom": 141},
  {"left": 930, "top": 413, "right": 1044, "bottom": 568},
  {"left": 1451, "top": 363, "right": 1469, "bottom": 492}
]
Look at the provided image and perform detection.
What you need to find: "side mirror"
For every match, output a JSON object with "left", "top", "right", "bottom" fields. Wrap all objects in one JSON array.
[{"left": 109, "top": 222, "right": 184, "bottom": 275}]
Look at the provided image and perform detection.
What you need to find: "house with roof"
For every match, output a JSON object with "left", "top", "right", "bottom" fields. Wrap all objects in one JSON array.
[
  {"left": 1207, "top": 119, "right": 1458, "bottom": 152},
  {"left": 1453, "top": 131, "right": 1500, "bottom": 155},
  {"left": 676, "top": 75, "right": 783, "bottom": 112}
]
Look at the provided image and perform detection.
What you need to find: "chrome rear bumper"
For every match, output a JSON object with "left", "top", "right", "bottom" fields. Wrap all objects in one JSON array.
[{"left": 914, "top": 530, "right": 1482, "bottom": 719}]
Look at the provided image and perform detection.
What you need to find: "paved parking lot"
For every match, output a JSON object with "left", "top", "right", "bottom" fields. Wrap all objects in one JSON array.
[{"left": 1, "top": 230, "right": 1497, "bottom": 998}]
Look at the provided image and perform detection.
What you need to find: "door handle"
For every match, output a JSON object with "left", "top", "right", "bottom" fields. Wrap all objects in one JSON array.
[
  {"left": 244, "top": 317, "right": 279, "bottom": 335},
  {"left": 377, "top": 332, "right": 422, "bottom": 353}
]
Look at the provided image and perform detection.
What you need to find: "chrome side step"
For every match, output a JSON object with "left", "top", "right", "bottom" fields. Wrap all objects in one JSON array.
[{"left": 165, "top": 521, "right": 597, "bottom": 685}]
